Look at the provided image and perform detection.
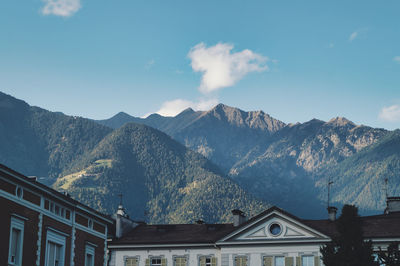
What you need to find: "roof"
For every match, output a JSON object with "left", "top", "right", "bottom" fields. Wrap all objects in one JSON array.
[
  {"left": 303, "top": 212, "right": 400, "bottom": 239},
  {"left": 111, "top": 206, "right": 400, "bottom": 247},
  {"left": 111, "top": 223, "right": 235, "bottom": 245},
  {"left": 0, "top": 163, "right": 113, "bottom": 223}
]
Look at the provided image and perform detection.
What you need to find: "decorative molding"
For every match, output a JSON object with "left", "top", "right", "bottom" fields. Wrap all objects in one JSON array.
[
  {"left": 11, "top": 213, "right": 29, "bottom": 221},
  {"left": 217, "top": 210, "right": 331, "bottom": 243},
  {"left": 70, "top": 212, "right": 76, "bottom": 266},
  {"left": 285, "top": 227, "right": 305, "bottom": 237},
  {"left": 103, "top": 225, "right": 108, "bottom": 266},
  {"left": 247, "top": 228, "right": 266, "bottom": 237},
  {"left": 36, "top": 213, "right": 43, "bottom": 266}
]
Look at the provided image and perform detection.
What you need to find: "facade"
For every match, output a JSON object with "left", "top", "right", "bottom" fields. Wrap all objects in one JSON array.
[
  {"left": 0, "top": 163, "right": 113, "bottom": 266},
  {"left": 108, "top": 204, "right": 400, "bottom": 266}
]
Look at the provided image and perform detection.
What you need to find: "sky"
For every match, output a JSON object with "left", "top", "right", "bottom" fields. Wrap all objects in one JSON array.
[{"left": 1, "top": 0, "right": 400, "bottom": 129}]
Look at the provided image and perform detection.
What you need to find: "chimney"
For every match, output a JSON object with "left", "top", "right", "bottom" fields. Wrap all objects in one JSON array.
[
  {"left": 232, "top": 209, "right": 246, "bottom": 227},
  {"left": 28, "top": 176, "right": 38, "bottom": 182},
  {"left": 385, "top": 197, "right": 400, "bottom": 214},
  {"left": 327, "top": 206, "right": 337, "bottom": 221}
]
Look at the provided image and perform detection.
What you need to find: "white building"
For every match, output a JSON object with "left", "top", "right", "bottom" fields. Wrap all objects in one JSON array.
[{"left": 108, "top": 200, "right": 400, "bottom": 266}]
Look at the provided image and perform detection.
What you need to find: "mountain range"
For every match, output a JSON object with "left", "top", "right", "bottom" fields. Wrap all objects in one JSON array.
[
  {"left": 96, "top": 102, "right": 398, "bottom": 217},
  {"left": 0, "top": 91, "right": 266, "bottom": 223},
  {"left": 1, "top": 90, "right": 399, "bottom": 223}
]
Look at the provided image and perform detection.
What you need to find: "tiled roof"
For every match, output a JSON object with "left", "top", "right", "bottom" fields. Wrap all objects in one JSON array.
[
  {"left": 303, "top": 212, "right": 400, "bottom": 239},
  {"left": 112, "top": 223, "right": 236, "bottom": 245},
  {"left": 112, "top": 206, "right": 400, "bottom": 246}
]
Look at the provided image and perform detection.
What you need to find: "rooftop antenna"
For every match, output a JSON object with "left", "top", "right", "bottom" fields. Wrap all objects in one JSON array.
[
  {"left": 384, "top": 178, "right": 389, "bottom": 200},
  {"left": 118, "top": 193, "right": 123, "bottom": 206},
  {"left": 327, "top": 179, "right": 334, "bottom": 208}
]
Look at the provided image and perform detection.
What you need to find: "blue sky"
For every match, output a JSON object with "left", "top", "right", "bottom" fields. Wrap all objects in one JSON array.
[{"left": 1, "top": 0, "right": 400, "bottom": 129}]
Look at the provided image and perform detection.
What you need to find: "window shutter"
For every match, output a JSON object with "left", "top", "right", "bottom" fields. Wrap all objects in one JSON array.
[
  {"left": 314, "top": 256, "right": 320, "bottom": 266},
  {"left": 145, "top": 258, "right": 150, "bottom": 266},
  {"left": 199, "top": 257, "right": 206, "bottom": 266},
  {"left": 161, "top": 258, "right": 167, "bottom": 266},
  {"left": 285, "top": 257, "right": 294, "bottom": 266},
  {"left": 211, "top": 257, "right": 217, "bottom": 266},
  {"left": 263, "top": 257, "right": 272, "bottom": 266},
  {"left": 296, "top": 257, "right": 301, "bottom": 266}
]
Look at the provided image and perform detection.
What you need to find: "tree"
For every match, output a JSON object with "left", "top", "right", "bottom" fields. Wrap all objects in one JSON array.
[
  {"left": 320, "top": 204, "right": 378, "bottom": 266},
  {"left": 377, "top": 242, "right": 400, "bottom": 266}
]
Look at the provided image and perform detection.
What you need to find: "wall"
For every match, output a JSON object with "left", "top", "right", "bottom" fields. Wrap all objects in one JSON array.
[
  {"left": 0, "top": 196, "right": 40, "bottom": 266},
  {"left": 111, "top": 247, "right": 220, "bottom": 266}
]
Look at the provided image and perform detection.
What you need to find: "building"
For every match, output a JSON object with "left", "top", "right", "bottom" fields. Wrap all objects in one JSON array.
[
  {"left": 108, "top": 201, "right": 400, "bottom": 266},
  {"left": 0, "top": 163, "right": 113, "bottom": 266}
]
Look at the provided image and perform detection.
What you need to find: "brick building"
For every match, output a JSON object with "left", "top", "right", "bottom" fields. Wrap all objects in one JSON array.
[{"left": 0, "top": 163, "right": 113, "bottom": 266}]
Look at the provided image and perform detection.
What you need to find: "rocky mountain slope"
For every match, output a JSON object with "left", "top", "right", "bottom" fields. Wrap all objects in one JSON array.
[
  {"left": 98, "top": 104, "right": 392, "bottom": 216},
  {"left": 316, "top": 129, "right": 400, "bottom": 212},
  {"left": 97, "top": 104, "right": 286, "bottom": 171}
]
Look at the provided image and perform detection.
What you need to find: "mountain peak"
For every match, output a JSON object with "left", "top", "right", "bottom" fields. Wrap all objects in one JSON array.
[
  {"left": 203, "top": 103, "right": 285, "bottom": 132},
  {"left": 112, "top": 111, "right": 133, "bottom": 119},
  {"left": 327, "top": 117, "right": 355, "bottom": 127},
  {"left": 210, "top": 103, "right": 238, "bottom": 113},
  {"left": 177, "top": 107, "right": 195, "bottom": 116}
]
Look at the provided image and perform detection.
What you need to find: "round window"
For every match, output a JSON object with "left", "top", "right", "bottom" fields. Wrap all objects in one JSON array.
[
  {"left": 269, "top": 223, "right": 282, "bottom": 236},
  {"left": 16, "top": 186, "right": 23, "bottom": 198}
]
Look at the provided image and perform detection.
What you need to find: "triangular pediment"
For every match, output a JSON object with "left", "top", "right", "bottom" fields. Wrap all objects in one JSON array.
[{"left": 218, "top": 207, "right": 330, "bottom": 244}]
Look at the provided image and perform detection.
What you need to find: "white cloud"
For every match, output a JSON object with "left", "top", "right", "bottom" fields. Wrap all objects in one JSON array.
[
  {"left": 379, "top": 105, "right": 400, "bottom": 122},
  {"left": 188, "top": 42, "right": 268, "bottom": 94},
  {"left": 349, "top": 28, "right": 369, "bottom": 42},
  {"left": 41, "top": 0, "right": 81, "bottom": 17},
  {"left": 154, "top": 98, "right": 219, "bottom": 117},
  {"left": 145, "top": 59, "right": 155, "bottom": 70},
  {"left": 393, "top": 56, "right": 400, "bottom": 63},
  {"left": 349, "top": 31, "right": 358, "bottom": 42}
]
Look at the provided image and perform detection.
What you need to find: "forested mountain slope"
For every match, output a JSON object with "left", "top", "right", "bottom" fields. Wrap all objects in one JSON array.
[
  {"left": 0, "top": 91, "right": 112, "bottom": 179},
  {"left": 0, "top": 91, "right": 269, "bottom": 223}
]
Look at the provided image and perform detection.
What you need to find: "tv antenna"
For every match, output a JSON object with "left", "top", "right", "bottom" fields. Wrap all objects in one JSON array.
[
  {"left": 384, "top": 178, "right": 389, "bottom": 200},
  {"left": 327, "top": 178, "right": 334, "bottom": 208},
  {"left": 118, "top": 193, "right": 123, "bottom": 206}
]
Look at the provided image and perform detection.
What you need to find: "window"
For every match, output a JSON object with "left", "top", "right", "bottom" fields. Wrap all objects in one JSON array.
[
  {"left": 151, "top": 258, "right": 161, "bottom": 266},
  {"left": 125, "top": 257, "right": 139, "bottom": 266},
  {"left": 146, "top": 257, "right": 166, "bottom": 266},
  {"left": 174, "top": 257, "right": 186, "bottom": 266},
  {"left": 45, "top": 229, "right": 66, "bottom": 266},
  {"left": 269, "top": 223, "right": 282, "bottom": 236},
  {"left": 47, "top": 242, "right": 63, "bottom": 266},
  {"left": 373, "top": 253, "right": 385, "bottom": 266},
  {"left": 302, "top": 255, "right": 314, "bottom": 266},
  {"left": 85, "top": 244, "right": 95, "bottom": 266},
  {"left": 274, "top": 256, "right": 284, "bottom": 266},
  {"left": 15, "top": 186, "right": 23, "bottom": 198},
  {"left": 8, "top": 217, "right": 24, "bottom": 266},
  {"left": 234, "top": 256, "right": 248, "bottom": 266},
  {"left": 199, "top": 256, "right": 216, "bottom": 266},
  {"left": 43, "top": 199, "right": 71, "bottom": 221}
]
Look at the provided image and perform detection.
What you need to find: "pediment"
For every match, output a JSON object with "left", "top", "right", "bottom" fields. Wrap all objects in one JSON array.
[{"left": 218, "top": 207, "right": 330, "bottom": 243}]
